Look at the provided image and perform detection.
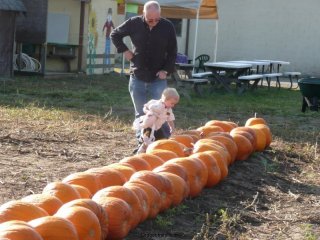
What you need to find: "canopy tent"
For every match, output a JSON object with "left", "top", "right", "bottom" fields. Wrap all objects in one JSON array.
[
  {"left": 117, "top": 0, "right": 219, "bottom": 72},
  {"left": 118, "top": 0, "right": 218, "bottom": 19}
]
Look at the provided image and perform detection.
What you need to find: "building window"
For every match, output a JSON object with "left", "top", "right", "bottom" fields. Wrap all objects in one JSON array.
[{"left": 168, "top": 18, "right": 182, "bottom": 37}]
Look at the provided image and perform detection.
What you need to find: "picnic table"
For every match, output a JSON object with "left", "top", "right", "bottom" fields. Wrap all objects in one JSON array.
[{"left": 204, "top": 61, "right": 252, "bottom": 93}]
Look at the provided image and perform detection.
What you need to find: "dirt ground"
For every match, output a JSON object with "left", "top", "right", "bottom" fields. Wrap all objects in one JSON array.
[{"left": 0, "top": 115, "right": 319, "bottom": 239}]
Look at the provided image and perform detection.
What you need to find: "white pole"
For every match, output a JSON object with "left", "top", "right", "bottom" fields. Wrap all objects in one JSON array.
[
  {"left": 192, "top": 7, "right": 200, "bottom": 74},
  {"left": 213, "top": 20, "right": 219, "bottom": 62}
]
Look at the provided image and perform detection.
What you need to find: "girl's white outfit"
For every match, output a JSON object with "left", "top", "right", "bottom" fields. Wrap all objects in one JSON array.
[{"left": 133, "top": 99, "right": 175, "bottom": 153}]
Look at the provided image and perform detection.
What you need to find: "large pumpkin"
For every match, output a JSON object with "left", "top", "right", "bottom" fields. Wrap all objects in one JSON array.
[
  {"left": 92, "top": 186, "right": 142, "bottom": 230},
  {"left": 250, "top": 123, "right": 272, "bottom": 148},
  {"left": 156, "top": 172, "right": 189, "bottom": 206},
  {"left": 124, "top": 180, "right": 161, "bottom": 219},
  {"left": 55, "top": 206, "right": 101, "bottom": 240},
  {"left": 42, "top": 182, "right": 81, "bottom": 204},
  {"left": 170, "top": 134, "right": 195, "bottom": 148},
  {"left": 107, "top": 163, "right": 136, "bottom": 181},
  {"left": 203, "top": 135, "right": 238, "bottom": 164},
  {"left": 230, "top": 127, "right": 257, "bottom": 151},
  {"left": 71, "top": 184, "right": 93, "bottom": 199},
  {"left": 86, "top": 167, "right": 127, "bottom": 188},
  {"left": 129, "top": 170, "right": 174, "bottom": 212},
  {"left": 191, "top": 152, "right": 221, "bottom": 187},
  {"left": 153, "top": 162, "right": 189, "bottom": 182},
  {"left": 192, "top": 140, "right": 232, "bottom": 166},
  {"left": 87, "top": 166, "right": 127, "bottom": 189},
  {"left": 245, "top": 115, "right": 267, "bottom": 127},
  {"left": 196, "top": 125, "right": 224, "bottom": 137},
  {"left": 92, "top": 196, "right": 131, "bottom": 240},
  {"left": 58, "top": 198, "right": 109, "bottom": 240},
  {"left": 0, "top": 220, "right": 43, "bottom": 240},
  {"left": 248, "top": 127, "right": 267, "bottom": 151},
  {"left": 28, "top": 216, "right": 79, "bottom": 240},
  {"left": 119, "top": 156, "right": 152, "bottom": 171},
  {"left": 146, "top": 149, "right": 179, "bottom": 162},
  {"left": 123, "top": 183, "right": 150, "bottom": 223},
  {"left": 21, "top": 194, "right": 63, "bottom": 216},
  {"left": 165, "top": 157, "right": 207, "bottom": 198},
  {"left": 136, "top": 153, "right": 165, "bottom": 170},
  {"left": 0, "top": 200, "right": 48, "bottom": 223},
  {"left": 146, "top": 139, "right": 186, "bottom": 157},
  {"left": 204, "top": 120, "right": 237, "bottom": 132},
  {"left": 203, "top": 150, "right": 229, "bottom": 180},
  {"left": 230, "top": 133, "right": 254, "bottom": 161},
  {"left": 62, "top": 172, "right": 101, "bottom": 195}
]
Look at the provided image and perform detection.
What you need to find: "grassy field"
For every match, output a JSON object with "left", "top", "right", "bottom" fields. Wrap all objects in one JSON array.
[{"left": 0, "top": 73, "right": 319, "bottom": 239}]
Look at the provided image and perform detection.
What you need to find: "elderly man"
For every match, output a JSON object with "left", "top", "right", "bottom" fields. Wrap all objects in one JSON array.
[{"left": 111, "top": 0, "right": 178, "bottom": 151}]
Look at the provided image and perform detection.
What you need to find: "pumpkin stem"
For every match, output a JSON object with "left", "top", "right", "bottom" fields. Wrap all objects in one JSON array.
[{"left": 254, "top": 112, "right": 257, "bottom": 118}]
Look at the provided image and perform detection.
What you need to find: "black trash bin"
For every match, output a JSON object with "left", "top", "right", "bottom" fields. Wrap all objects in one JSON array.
[{"left": 298, "top": 78, "right": 320, "bottom": 112}]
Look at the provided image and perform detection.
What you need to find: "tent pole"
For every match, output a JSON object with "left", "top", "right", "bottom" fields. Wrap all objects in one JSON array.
[
  {"left": 213, "top": 20, "right": 219, "bottom": 62},
  {"left": 192, "top": 7, "right": 200, "bottom": 74}
]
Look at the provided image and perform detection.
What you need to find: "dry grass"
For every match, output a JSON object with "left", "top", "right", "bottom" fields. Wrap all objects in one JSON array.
[{"left": 0, "top": 74, "right": 319, "bottom": 239}]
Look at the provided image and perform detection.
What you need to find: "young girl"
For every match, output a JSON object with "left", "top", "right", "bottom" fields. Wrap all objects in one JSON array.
[{"left": 133, "top": 88, "right": 180, "bottom": 153}]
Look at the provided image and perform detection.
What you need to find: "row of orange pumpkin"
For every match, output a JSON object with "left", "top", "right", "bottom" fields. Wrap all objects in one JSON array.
[{"left": 0, "top": 116, "right": 272, "bottom": 240}]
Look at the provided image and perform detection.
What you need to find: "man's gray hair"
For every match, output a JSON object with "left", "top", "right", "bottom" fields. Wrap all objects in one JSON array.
[{"left": 143, "top": 1, "right": 161, "bottom": 13}]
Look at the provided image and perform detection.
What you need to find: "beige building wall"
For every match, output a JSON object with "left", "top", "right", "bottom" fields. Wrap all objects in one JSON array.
[
  {"left": 216, "top": 0, "right": 320, "bottom": 76},
  {"left": 47, "top": 0, "right": 81, "bottom": 72},
  {"left": 187, "top": 19, "right": 218, "bottom": 62}
]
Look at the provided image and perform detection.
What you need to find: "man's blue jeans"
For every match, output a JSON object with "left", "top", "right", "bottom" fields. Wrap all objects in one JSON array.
[{"left": 129, "top": 75, "right": 170, "bottom": 139}]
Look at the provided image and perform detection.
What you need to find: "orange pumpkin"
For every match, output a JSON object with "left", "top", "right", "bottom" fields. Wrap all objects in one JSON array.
[
  {"left": 249, "top": 127, "right": 267, "bottom": 152},
  {"left": 230, "top": 133, "right": 254, "bottom": 161},
  {"left": 55, "top": 206, "right": 101, "bottom": 240},
  {"left": 157, "top": 172, "right": 189, "bottom": 206},
  {"left": 0, "top": 220, "right": 43, "bottom": 240},
  {"left": 29, "top": 216, "right": 78, "bottom": 240},
  {"left": 204, "top": 150, "right": 229, "bottom": 180},
  {"left": 62, "top": 172, "right": 101, "bottom": 195},
  {"left": 119, "top": 156, "right": 152, "bottom": 171},
  {"left": 123, "top": 183, "right": 150, "bottom": 223},
  {"left": 42, "top": 182, "right": 81, "bottom": 204},
  {"left": 147, "top": 149, "right": 179, "bottom": 162},
  {"left": 21, "top": 194, "right": 63, "bottom": 216},
  {"left": 125, "top": 180, "right": 161, "bottom": 219},
  {"left": 170, "top": 134, "right": 195, "bottom": 148},
  {"left": 71, "top": 184, "right": 93, "bottom": 199},
  {"left": 191, "top": 152, "right": 221, "bottom": 187},
  {"left": 192, "top": 140, "right": 232, "bottom": 166},
  {"left": 245, "top": 114, "right": 267, "bottom": 127},
  {"left": 250, "top": 123, "right": 272, "bottom": 148},
  {"left": 136, "top": 153, "right": 165, "bottom": 170},
  {"left": 204, "top": 120, "right": 236, "bottom": 132},
  {"left": 205, "top": 131, "right": 234, "bottom": 140},
  {"left": 180, "top": 129, "right": 202, "bottom": 140},
  {"left": 196, "top": 125, "right": 224, "bottom": 137},
  {"left": 107, "top": 163, "right": 136, "bottom": 181},
  {"left": 0, "top": 200, "right": 48, "bottom": 223},
  {"left": 230, "top": 127, "right": 257, "bottom": 151},
  {"left": 166, "top": 157, "right": 207, "bottom": 198},
  {"left": 58, "top": 198, "right": 108, "bottom": 240},
  {"left": 129, "top": 170, "right": 173, "bottom": 212},
  {"left": 86, "top": 167, "right": 127, "bottom": 188},
  {"left": 92, "top": 196, "right": 131, "bottom": 240},
  {"left": 146, "top": 139, "right": 186, "bottom": 157},
  {"left": 92, "top": 186, "right": 142, "bottom": 230},
  {"left": 153, "top": 162, "right": 189, "bottom": 182},
  {"left": 204, "top": 135, "right": 238, "bottom": 164}
]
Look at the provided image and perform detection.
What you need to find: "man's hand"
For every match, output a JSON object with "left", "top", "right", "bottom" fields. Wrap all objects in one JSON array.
[
  {"left": 124, "top": 50, "right": 134, "bottom": 61},
  {"left": 156, "top": 70, "right": 168, "bottom": 80}
]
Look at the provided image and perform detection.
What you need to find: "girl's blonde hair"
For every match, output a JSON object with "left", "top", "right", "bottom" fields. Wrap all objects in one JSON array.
[{"left": 162, "top": 88, "right": 180, "bottom": 100}]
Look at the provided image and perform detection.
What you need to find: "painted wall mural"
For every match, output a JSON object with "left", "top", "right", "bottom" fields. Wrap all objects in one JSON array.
[
  {"left": 102, "top": 8, "right": 114, "bottom": 66},
  {"left": 87, "top": 0, "right": 117, "bottom": 75}
]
